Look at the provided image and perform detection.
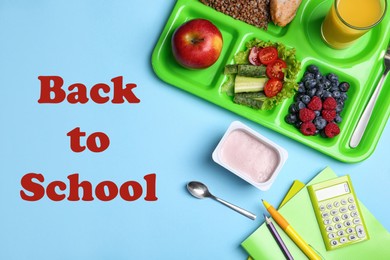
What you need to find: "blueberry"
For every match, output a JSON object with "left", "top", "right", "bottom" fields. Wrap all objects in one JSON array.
[
  {"left": 297, "top": 101, "right": 306, "bottom": 110},
  {"left": 314, "top": 117, "right": 327, "bottom": 130},
  {"left": 340, "top": 92, "right": 348, "bottom": 101},
  {"left": 298, "top": 85, "right": 306, "bottom": 94},
  {"left": 322, "top": 91, "right": 332, "bottom": 98},
  {"left": 295, "top": 121, "right": 303, "bottom": 129},
  {"left": 339, "top": 82, "right": 350, "bottom": 92},
  {"left": 285, "top": 114, "right": 298, "bottom": 124},
  {"left": 320, "top": 130, "right": 328, "bottom": 138},
  {"left": 327, "top": 73, "right": 339, "bottom": 83},
  {"left": 336, "top": 104, "right": 343, "bottom": 113},
  {"left": 330, "top": 85, "right": 340, "bottom": 92},
  {"left": 289, "top": 103, "right": 299, "bottom": 114},
  {"left": 314, "top": 110, "right": 321, "bottom": 117},
  {"left": 332, "top": 91, "right": 341, "bottom": 99},
  {"left": 307, "top": 88, "right": 317, "bottom": 97},
  {"left": 334, "top": 114, "right": 342, "bottom": 123},
  {"left": 301, "top": 95, "right": 311, "bottom": 104},
  {"left": 303, "top": 72, "right": 314, "bottom": 82},
  {"left": 316, "top": 88, "right": 324, "bottom": 97},
  {"left": 307, "top": 65, "right": 319, "bottom": 74},
  {"left": 323, "top": 79, "right": 332, "bottom": 89},
  {"left": 317, "top": 83, "right": 325, "bottom": 91},
  {"left": 314, "top": 72, "right": 323, "bottom": 81},
  {"left": 305, "top": 79, "right": 317, "bottom": 89}
]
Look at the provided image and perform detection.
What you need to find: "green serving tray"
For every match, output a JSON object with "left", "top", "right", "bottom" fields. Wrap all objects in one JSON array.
[{"left": 152, "top": 0, "right": 390, "bottom": 163}]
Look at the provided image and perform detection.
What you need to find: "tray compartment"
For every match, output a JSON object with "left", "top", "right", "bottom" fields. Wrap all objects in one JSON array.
[{"left": 301, "top": 0, "right": 389, "bottom": 64}]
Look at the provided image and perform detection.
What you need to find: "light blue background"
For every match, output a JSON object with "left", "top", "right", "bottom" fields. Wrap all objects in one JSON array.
[{"left": 0, "top": 1, "right": 389, "bottom": 259}]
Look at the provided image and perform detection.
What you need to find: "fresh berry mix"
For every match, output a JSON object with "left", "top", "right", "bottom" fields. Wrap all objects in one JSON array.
[{"left": 285, "top": 65, "right": 350, "bottom": 138}]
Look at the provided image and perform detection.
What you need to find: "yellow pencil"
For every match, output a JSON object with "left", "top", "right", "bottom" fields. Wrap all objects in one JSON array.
[{"left": 262, "top": 199, "right": 321, "bottom": 260}]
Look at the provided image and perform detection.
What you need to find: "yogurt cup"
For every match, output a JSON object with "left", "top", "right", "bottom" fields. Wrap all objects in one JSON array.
[{"left": 212, "top": 121, "right": 288, "bottom": 191}]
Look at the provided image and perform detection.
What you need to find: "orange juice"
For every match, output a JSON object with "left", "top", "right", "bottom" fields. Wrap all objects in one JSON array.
[{"left": 321, "top": 0, "right": 387, "bottom": 49}]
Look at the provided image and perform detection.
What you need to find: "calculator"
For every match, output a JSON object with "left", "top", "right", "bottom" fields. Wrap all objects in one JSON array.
[{"left": 307, "top": 175, "right": 369, "bottom": 251}]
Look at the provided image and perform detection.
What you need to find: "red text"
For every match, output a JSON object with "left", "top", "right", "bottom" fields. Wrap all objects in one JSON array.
[
  {"left": 20, "top": 173, "right": 158, "bottom": 202},
  {"left": 37, "top": 76, "right": 140, "bottom": 104}
]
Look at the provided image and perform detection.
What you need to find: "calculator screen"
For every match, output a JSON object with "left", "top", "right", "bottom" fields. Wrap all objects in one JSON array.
[{"left": 316, "top": 182, "right": 350, "bottom": 201}]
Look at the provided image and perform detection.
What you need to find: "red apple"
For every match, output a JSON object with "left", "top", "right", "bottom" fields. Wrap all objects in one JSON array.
[{"left": 171, "top": 18, "right": 223, "bottom": 69}]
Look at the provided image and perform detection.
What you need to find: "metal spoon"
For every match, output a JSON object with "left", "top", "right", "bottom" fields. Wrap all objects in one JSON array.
[
  {"left": 350, "top": 46, "right": 390, "bottom": 148},
  {"left": 186, "top": 181, "right": 256, "bottom": 220}
]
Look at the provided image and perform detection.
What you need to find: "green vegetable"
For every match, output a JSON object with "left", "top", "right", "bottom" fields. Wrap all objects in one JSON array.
[
  {"left": 224, "top": 64, "right": 238, "bottom": 74},
  {"left": 224, "top": 64, "right": 266, "bottom": 77},
  {"left": 228, "top": 39, "right": 301, "bottom": 110},
  {"left": 222, "top": 74, "right": 235, "bottom": 96},
  {"left": 237, "top": 64, "right": 266, "bottom": 77},
  {"left": 233, "top": 92, "right": 266, "bottom": 110},
  {"left": 234, "top": 76, "right": 267, "bottom": 93}
]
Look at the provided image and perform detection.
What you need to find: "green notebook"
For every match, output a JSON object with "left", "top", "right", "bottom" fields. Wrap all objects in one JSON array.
[{"left": 242, "top": 167, "right": 390, "bottom": 259}]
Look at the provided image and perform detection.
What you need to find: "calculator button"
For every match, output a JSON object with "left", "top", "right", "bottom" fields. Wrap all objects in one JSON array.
[
  {"left": 324, "top": 219, "right": 332, "bottom": 225},
  {"left": 330, "top": 209, "right": 338, "bottom": 216},
  {"left": 341, "top": 199, "right": 347, "bottom": 205},
  {"left": 326, "top": 226, "right": 334, "bottom": 232},
  {"left": 340, "top": 237, "right": 348, "bottom": 244},
  {"left": 348, "top": 204, "right": 356, "bottom": 211},
  {"left": 319, "top": 205, "right": 326, "bottom": 211},
  {"left": 342, "top": 213, "right": 349, "bottom": 220},
  {"left": 349, "top": 234, "right": 357, "bottom": 241},
  {"left": 333, "top": 216, "right": 341, "bottom": 223},
  {"left": 326, "top": 203, "right": 333, "bottom": 210},
  {"left": 328, "top": 233, "right": 337, "bottom": 239},
  {"left": 350, "top": 211, "right": 358, "bottom": 218},
  {"left": 353, "top": 218, "right": 361, "bottom": 224},
  {"left": 330, "top": 240, "right": 339, "bottom": 246},
  {"left": 340, "top": 207, "right": 348, "bottom": 213},
  {"left": 346, "top": 227, "right": 354, "bottom": 234},
  {"left": 335, "top": 223, "right": 343, "bottom": 229},
  {"left": 356, "top": 225, "right": 366, "bottom": 238},
  {"left": 337, "top": 230, "right": 345, "bottom": 236},
  {"left": 333, "top": 201, "right": 340, "bottom": 207},
  {"left": 322, "top": 212, "right": 330, "bottom": 218},
  {"left": 344, "top": 220, "right": 352, "bottom": 227},
  {"left": 348, "top": 197, "right": 354, "bottom": 203}
]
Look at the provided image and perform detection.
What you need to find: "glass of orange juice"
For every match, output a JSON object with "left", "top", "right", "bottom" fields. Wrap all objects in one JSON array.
[{"left": 321, "top": 0, "right": 387, "bottom": 49}]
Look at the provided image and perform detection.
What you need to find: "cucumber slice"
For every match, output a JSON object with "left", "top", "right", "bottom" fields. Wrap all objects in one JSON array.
[
  {"left": 224, "top": 64, "right": 238, "bottom": 74},
  {"left": 234, "top": 76, "right": 267, "bottom": 93},
  {"left": 237, "top": 64, "right": 266, "bottom": 77}
]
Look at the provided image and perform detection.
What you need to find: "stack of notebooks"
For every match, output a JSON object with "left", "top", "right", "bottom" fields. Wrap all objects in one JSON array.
[{"left": 242, "top": 167, "right": 390, "bottom": 259}]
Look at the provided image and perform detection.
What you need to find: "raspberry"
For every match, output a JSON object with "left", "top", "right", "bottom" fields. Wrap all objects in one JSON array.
[
  {"left": 300, "top": 122, "right": 317, "bottom": 136},
  {"left": 299, "top": 108, "right": 315, "bottom": 122},
  {"left": 322, "top": 109, "right": 336, "bottom": 122},
  {"left": 323, "top": 97, "right": 337, "bottom": 110},
  {"left": 307, "top": 96, "right": 322, "bottom": 111},
  {"left": 324, "top": 122, "right": 340, "bottom": 138}
]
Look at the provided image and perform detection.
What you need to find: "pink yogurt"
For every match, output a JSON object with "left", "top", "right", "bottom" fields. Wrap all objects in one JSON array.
[
  {"left": 212, "top": 121, "right": 288, "bottom": 190},
  {"left": 219, "top": 130, "right": 279, "bottom": 183}
]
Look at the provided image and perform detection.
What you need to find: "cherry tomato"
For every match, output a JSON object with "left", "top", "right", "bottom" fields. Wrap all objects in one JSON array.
[
  {"left": 266, "top": 59, "right": 287, "bottom": 80},
  {"left": 248, "top": 47, "right": 261, "bottom": 66},
  {"left": 258, "top": 47, "right": 278, "bottom": 65},
  {"left": 264, "top": 78, "right": 283, "bottom": 97}
]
